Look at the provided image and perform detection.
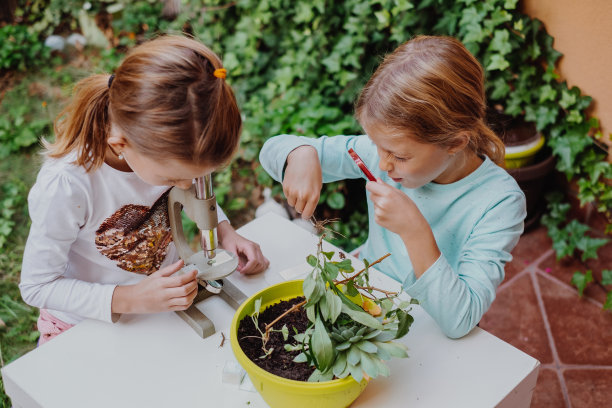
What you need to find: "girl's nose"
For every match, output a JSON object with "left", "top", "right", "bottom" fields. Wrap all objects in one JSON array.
[{"left": 378, "top": 156, "right": 392, "bottom": 172}]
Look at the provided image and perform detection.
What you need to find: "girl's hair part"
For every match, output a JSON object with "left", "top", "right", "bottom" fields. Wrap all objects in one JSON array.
[
  {"left": 355, "top": 35, "right": 505, "bottom": 166},
  {"left": 45, "top": 35, "right": 241, "bottom": 171}
]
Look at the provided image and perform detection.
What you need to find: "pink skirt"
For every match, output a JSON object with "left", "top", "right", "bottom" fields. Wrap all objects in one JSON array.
[{"left": 37, "top": 309, "right": 74, "bottom": 346}]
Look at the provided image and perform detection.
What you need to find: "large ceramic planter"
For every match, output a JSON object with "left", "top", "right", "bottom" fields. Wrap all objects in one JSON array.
[{"left": 230, "top": 279, "right": 368, "bottom": 408}]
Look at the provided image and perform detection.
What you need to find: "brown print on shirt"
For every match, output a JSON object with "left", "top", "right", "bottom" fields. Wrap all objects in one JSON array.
[{"left": 95, "top": 190, "right": 172, "bottom": 275}]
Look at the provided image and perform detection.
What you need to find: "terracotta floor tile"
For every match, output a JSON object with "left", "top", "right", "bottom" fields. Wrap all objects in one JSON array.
[
  {"left": 530, "top": 368, "right": 566, "bottom": 408},
  {"left": 538, "top": 253, "right": 608, "bottom": 305},
  {"left": 480, "top": 274, "right": 553, "bottom": 363},
  {"left": 537, "top": 274, "right": 612, "bottom": 365},
  {"left": 503, "top": 226, "right": 552, "bottom": 284},
  {"left": 564, "top": 369, "right": 612, "bottom": 408}
]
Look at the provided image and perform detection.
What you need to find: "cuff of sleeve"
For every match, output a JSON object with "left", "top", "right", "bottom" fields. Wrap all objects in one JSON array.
[
  {"left": 105, "top": 284, "right": 120, "bottom": 323},
  {"left": 403, "top": 253, "right": 451, "bottom": 300},
  {"left": 217, "top": 205, "right": 229, "bottom": 225}
]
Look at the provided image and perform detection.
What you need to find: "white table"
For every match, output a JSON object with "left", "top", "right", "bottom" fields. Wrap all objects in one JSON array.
[{"left": 2, "top": 213, "right": 539, "bottom": 407}]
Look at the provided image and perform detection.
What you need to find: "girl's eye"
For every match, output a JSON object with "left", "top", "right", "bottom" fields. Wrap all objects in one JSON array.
[{"left": 388, "top": 153, "right": 408, "bottom": 162}]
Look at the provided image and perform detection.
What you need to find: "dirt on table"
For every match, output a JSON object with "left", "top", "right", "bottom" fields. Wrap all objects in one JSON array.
[{"left": 237, "top": 296, "right": 314, "bottom": 381}]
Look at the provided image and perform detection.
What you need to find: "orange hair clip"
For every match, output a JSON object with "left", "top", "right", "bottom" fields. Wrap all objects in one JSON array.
[{"left": 213, "top": 68, "right": 227, "bottom": 79}]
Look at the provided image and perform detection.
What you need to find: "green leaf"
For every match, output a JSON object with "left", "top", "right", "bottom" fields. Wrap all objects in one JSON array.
[
  {"left": 538, "top": 84, "right": 557, "bottom": 103},
  {"left": 323, "top": 262, "right": 339, "bottom": 279},
  {"left": 322, "top": 251, "right": 334, "bottom": 260},
  {"left": 489, "top": 29, "right": 511, "bottom": 55},
  {"left": 355, "top": 340, "right": 377, "bottom": 354},
  {"left": 601, "top": 270, "right": 612, "bottom": 286},
  {"left": 373, "top": 329, "right": 397, "bottom": 343},
  {"left": 333, "top": 259, "right": 354, "bottom": 273},
  {"left": 486, "top": 54, "right": 509, "bottom": 71},
  {"left": 312, "top": 315, "right": 334, "bottom": 372},
  {"left": 559, "top": 89, "right": 577, "bottom": 109},
  {"left": 253, "top": 298, "right": 262, "bottom": 316},
  {"left": 504, "top": 0, "right": 518, "bottom": 9},
  {"left": 332, "top": 351, "right": 347, "bottom": 377},
  {"left": 327, "top": 290, "right": 342, "bottom": 323},
  {"left": 293, "top": 352, "right": 308, "bottom": 363},
  {"left": 395, "top": 309, "right": 414, "bottom": 339},
  {"left": 374, "top": 341, "right": 409, "bottom": 359},
  {"left": 345, "top": 281, "right": 359, "bottom": 297},
  {"left": 604, "top": 292, "right": 612, "bottom": 311},
  {"left": 347, "top": 344, "right": 361, "bottom": 366},
  {"left": 359, "top": 350, "right": 379, "bottom": 378},
  {"left": 341, "top": 303, "right": 384, "bottom": 330},
  {"left": 326, "top": 191, "right": 345, "bottom": 209},
  {"left": 571, "top": 270, "right": 593, "bottom": 297},
  {"left": 306, "top": 255, "right": 318, "bottom": 267}
]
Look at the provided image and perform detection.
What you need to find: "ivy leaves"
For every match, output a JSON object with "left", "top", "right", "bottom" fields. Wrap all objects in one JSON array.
[{"left": 542, "top": 193, "right": 611, "bottom": 310}]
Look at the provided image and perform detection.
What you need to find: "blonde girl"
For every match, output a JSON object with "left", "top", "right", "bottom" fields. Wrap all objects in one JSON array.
[
  {"left": 21, "top": 35, "right": 269, "bottom": 345},
  {"left": 260, "top": 36, "right": 526, "bottom": 338}
]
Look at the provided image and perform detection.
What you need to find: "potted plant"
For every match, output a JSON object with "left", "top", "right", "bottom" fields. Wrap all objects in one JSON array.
[{"left": 230, "top": 235, "right": 416, "bottom": 408}]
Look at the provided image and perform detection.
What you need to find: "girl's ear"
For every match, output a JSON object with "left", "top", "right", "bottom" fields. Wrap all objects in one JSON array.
[{"left": 107, "top": 125, "right": 129, "bottom": 152}]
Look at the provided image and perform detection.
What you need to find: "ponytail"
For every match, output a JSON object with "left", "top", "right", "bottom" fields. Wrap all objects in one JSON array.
[
  {"left": 471, "top": 120, "right": 506, "bottom": 167},
  {"left": 44, "top": 75, "right": 110, "bottom": 172}
]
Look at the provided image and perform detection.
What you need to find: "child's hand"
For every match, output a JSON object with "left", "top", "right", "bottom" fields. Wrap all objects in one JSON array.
[
  {"left": 366, "top": 178, "right": 441, "bottom": 277},
  {"left": 283, "top": 146, "right": 322, "bottom": 219},
  {"left": 218, "top": 221, "right": 270, "bottom": 275},
  {"left": 365, "top": 178, "right": 426, "bottom": 237},
  {"left": 113, "top": 260, "right": 198, "bottom": 314}
]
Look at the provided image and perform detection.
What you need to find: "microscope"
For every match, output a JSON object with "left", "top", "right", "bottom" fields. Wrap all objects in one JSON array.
[{"left": 168, "top": 175, "right": 247, "bottom": 338}]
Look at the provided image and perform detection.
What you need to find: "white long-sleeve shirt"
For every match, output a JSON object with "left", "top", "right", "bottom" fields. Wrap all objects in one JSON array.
[{"left": 20, "top": 155, "right": 227, "bottom": 325}]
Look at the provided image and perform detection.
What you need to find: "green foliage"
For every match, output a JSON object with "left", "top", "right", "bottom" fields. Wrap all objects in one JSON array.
[
  {"left": 543, "top": 193, "right": 611, "bottom": 310},
  {"left": 0, "top": 24, "right": 50, "bottom": 71},
  {"left": 571, "top": 270, "right": 593, "bottom": 298},
  {"left": 0, "top": 181, "right": 28, "bottom": 249},
  {"left": 0, "top": 105, "right": 49, "bottom": 158},
  {"left": 109, "top": 0, "right": 169, "bottom": 38},
  {"left": 252, "top": 235, "right": 416, "bottom": 382},
  {"left": 541, "top": 193, "right": 608, "bottom": 262}
]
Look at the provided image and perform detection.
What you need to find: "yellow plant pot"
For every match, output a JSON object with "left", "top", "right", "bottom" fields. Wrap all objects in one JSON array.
[
  {"left": 230, "top": 279, "right": 369, "bottom": 408},
  {"left": 504, "top": 133, "right": 545, "bottom": 169}
]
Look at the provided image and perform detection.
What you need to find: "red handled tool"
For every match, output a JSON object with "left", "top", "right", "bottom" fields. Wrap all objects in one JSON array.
[{"left": 348, "top": 148, "right": 376, "bottom": 182}]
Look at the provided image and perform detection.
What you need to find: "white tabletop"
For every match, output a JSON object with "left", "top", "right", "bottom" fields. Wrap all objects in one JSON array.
[{"left": 2, "top": 212, "right": 539, "bottom": 408}]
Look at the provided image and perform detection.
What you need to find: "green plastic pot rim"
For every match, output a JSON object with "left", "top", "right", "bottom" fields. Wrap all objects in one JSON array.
[{"left": 505, "top": 134, "right": 545, "bottom": 158}]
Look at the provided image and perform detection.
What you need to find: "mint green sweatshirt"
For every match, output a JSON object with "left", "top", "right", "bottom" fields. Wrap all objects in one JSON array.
[{"left": 260, "top": 134, "right": 526, "bottom": 338}]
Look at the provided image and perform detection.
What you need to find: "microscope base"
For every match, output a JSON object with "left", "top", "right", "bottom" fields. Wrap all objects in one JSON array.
[{"left": 175, "top": 279, "right": 247, "bottom": 339}]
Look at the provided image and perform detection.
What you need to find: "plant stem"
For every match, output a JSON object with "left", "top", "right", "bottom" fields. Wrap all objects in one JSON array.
[
  {"left": 264, "top": 299, "right": 307, "bottom": 338},
  {"left": 353, "top": 284, "right": 398, "bottom": 297},
  {"left": 334, "top": 253, "right": 391, "bottom": 285}
]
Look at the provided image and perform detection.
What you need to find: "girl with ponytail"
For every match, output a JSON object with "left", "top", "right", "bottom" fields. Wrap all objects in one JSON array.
[
  {"left": 260, "top": 35, "right": 526, "bottom": 339},
  {"left": 21, "top": 35, "right": 268, "bottom": 345}
]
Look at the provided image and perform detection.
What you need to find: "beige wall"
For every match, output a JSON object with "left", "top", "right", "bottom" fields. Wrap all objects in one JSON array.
[{"left": 522, "top": 0, "right": 612, "bottom": 158}]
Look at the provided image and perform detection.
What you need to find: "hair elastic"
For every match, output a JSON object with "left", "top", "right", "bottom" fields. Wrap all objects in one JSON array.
[
  {"left": 213, "top": 68, "right": 227, "bottom": 79},
  {"left": 108, "top": 74, "right": 115, "bottom": 88}
]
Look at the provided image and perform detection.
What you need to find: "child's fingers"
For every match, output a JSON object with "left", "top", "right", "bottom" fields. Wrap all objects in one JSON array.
[
  {"left": 150, "top": 260, "right": 184, "bottom": 278},
  {"left": 301, "top": 196, "right": 318, "bottom": 219},
  {"left": 165, "top": 268, "right": 197, "bottom": 287},
  {"left": 166, "top": 279, "right": 198, "bottom": 300}
]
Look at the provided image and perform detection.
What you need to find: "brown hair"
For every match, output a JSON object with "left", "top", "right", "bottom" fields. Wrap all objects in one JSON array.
[
  {"left": 355, "top": 35, "right": 505, "bottom": 166},
  {"left": 45, "top": 35, "right": 241, "bottom": 171}
]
